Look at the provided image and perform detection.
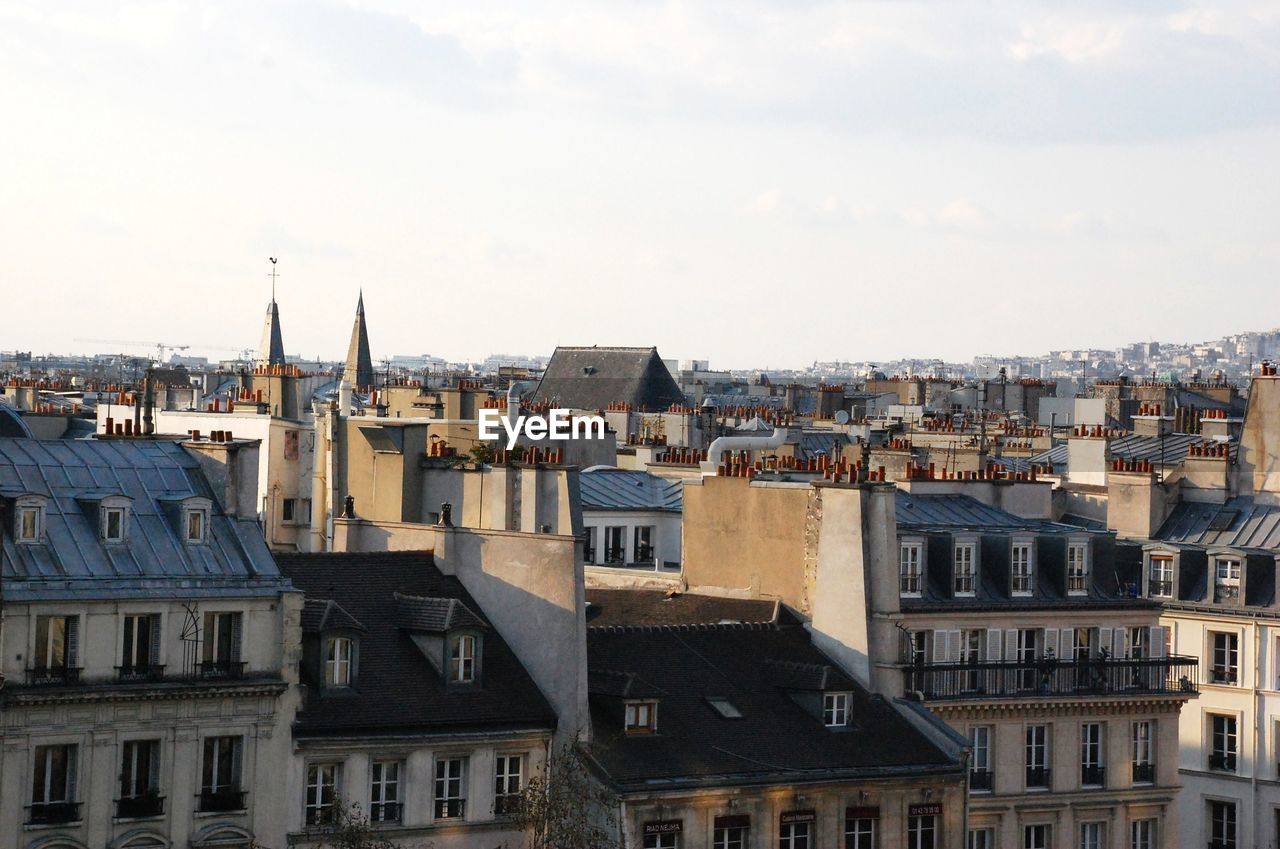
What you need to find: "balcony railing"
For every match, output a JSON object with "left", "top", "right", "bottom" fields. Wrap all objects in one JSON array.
[
  {"left": 117, "top": 664, "right": 165, "bottom": 683},
  {"left": 116, "top": 794, "right": 165, "bottom": 819},
  {"left": 1148, "top": 579, "right": 1173, "bottom": 597},
  {"left": 1132, "top": 762, "right": 1156, "bottom": 784},
  {"left": 1208, "top": 842, "right": 1237, "bottom": 849},
  {"left": 25, "top": 666, "right": 81, "bottom": 686},
  {"left": 28, "top": 802, "right": 81, "bottom": 824},
  {"left": 603, "top": 547, "right": 625, "bottom": 565},
  {"left": 370, "top": 801, "right": 401, "bottom": 824},
  {"left": 435, "top": 798, "right": 465, "bottom": 819},
  {"left": 198, "top": 788, "right": 247, "bottom": 813},
  {"left": 969, "top": 770, "right": 993, "bottom": 792},
  {"left": 1025, "top": 767, "right": 1051, "bottom": 789},
  {"left": 904, "top": 656, "right": 1200, "bottom": 700},
  {"left": 1209, "top": 753, "right": 1237, "bottom": 772},
  {"left": 195, "top": 660, "right": 246, "bottom": 680},
  {"left": 1080, "top": 765, "right": 1106, "bottom": 787}
]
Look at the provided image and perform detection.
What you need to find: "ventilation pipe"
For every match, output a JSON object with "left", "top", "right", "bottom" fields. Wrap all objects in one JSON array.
[
  {"left": 338, "top": 380, "right": 353, "bottom": 416},
  {"left": 701, "top": 427, "right": 790, "bottom": 475},
  {"left": 506, "top": 380, "right": 533, "bottom": 432}
]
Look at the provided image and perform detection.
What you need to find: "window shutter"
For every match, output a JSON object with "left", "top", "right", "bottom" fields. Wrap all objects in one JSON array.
[
  {"left": 229, "top": 612, "right": 243, "bottom": 663},
  {"left": 1112, "top": 628, "right": 1126, "bottom": 659},
  {"left": 1042, "top": 628, "right": 1059, "bottom": 659},
  {"left": 66, "top": 617, "right": 80, "bottom": 668},
  {"left": 148, "top": 740, "right": 160, "bottom": 788},
  {"left": 231, "top": 738, "right": 244, "bottom": 789},
  {"left": 1005, "top": 630, "right": 1019, "bottom": 660},
  {"left": 1060, "top": 629, "right": 1074, "bottom": 657},
  {"left": 933, "top": 631, "right": 948, "bottom": 664},
  {"left": 67, "top": 745, "right": 79, "bottom": 803},
  {"left": 947, "top": 630, "right": 961, "bottom": 663},
  {"left": 986, "top": 629, "right": 1003, "bottom": 662},
  {"left": 150, "top": 616, "right": 162, "bottom": 665},
  {"left": 1151, "top": 626, "right": 1167, "bottom": 658},
  {"left": 1099, "top": 627, "right": 1113, "bottom": 658}
]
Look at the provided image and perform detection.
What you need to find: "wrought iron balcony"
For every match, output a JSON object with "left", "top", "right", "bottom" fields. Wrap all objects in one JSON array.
[
  {"left": 435, "top": 798, "right": 465, "bottom": 819},
  {"left": 198, "top": 788, "right": 247, "bottom": 812},
  {"left": 1148, "top": 579, "right": 1173, "bottom": 597},
  {"left": 604, "top": 547, "right": 625, "bottom": 565},
  {"left": 1132, "top": 762, "right": 1156, "bottom": 784},
  {"left": 25, "top": 666, "right": 81, "bottom": 686},
  {"left": 195, "top": 660, "right": 246, "bottom": 680},
  {"left": 370, "top": 801, "right": 401, "bottom": 824},
  {"left": 1080, "top": 765, "right": 1106, "bottom": 787},
  {"left": 903, "top": 656, "right": 1200, "bottom": 700},
  {"left": 1209, "top": 753, "right": 1237, "bottom": 772},
  {"left": 117, "top": 664, "right": 165, "bottom": 683},
  {"left": 116, "top": 793, "right": 165, "bottom": 819},
  {"left": 28, "top": 802, "right": 81, "bottom": 824},
  {"left": 969, "top": 770, "right": 993, "bottom": 792},
  {"left": 1025, "top": 767, "right": 1051, "bottom": 789}
]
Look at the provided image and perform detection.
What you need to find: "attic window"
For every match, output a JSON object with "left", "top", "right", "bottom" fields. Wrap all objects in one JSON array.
[
  {"left": 449, "top": 634, "right": 476, "bottom": 684},
  {"left": 706, "top": 697, "right": 743, "bottom": 719},
  {"left": 186, "top": 509, "right": 207, "bottom": 543},
  {"left": 823, "top": 692, "right": 850, "bottom": 727},
  {"left": 16, "top": 504, "right": 43, "bottom": 543},
  {"left": 625, "top": 700, "right": 657, "bottom": 735},
  {"left": 103, "top": 506, "right": 127, "bottom": 542}
]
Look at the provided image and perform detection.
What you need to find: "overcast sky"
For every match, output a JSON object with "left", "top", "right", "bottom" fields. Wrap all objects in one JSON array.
[{"left": 1, "top": 1, "right": 1277, "bottom": 369}]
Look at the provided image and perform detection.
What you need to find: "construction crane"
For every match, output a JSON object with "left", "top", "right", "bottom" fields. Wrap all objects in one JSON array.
[{"left": 76, "top": 338, "right": 191, "bottom": 363}]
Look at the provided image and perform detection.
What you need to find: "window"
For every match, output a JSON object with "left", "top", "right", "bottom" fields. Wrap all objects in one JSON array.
[
  {"left": 494, "top": 754, "right": 523, "bottom": 816},
  {"left": 954, "top": 543, "right": 976, "bottom": 595},
  {"left": 634, "top": 526, "right": 655, "bottom": 564},
  {"left": 34, "top": 615, "right": 78, "bottom": 673},
  {"left": 908, "top": 815, "right": 937, "bottom": 849},
  {"left": 325, "top": 637, "right": 354, "bottom": 687},
  {"left": 434, "top": 757, "right": 466, "bottom": 819},
  {"left": 186, "top": 509, "right": 206, "bottom": 542},
  {"left": 625, "top": 701, "right": 657, "bottom": 734},
  {"left": 1148, "top": 556, "right": 1173, "bottom": 597},
  {"left": 450, "top": 634, "right": 476, "bottom": 683},
  {"left": 370, "top": 760, "right": 401, "bottom": 823},
  {"left": 823, "top": 692, "right": 850, "bottom": 727},
  {"left": 1132, "top": 720, "right": 1155, "bottom": 783},
  {"left": 780, "top": 819, "right": 811, "bottom": 849},
  {"left": 644, "top": 832, "right": 679, "bottom": 849},
  {"left": 1024, "top": 824, "right": 1050, "bottom": 849},
  {"left": 604, "top": 526, "right": 625, "bottom": 564},
  {"left": 1080, "top": 822, "right": 1104, "bottom": 849},
  {"left": 1011, "top": 541, "right": 1033, "bottom": 594},
  {"left": 305, "top": 762, "right": 340, "bottom": 826},
  {"left": 200, "top": 736, "right": 244, "bottom": 811},
  {"left": 30, "top": 744, "right": 78, "bottom": 824},
  {"left": 1081, "top": 722, "right": 1105, "bottom": 787},
  {"left": 283, "top": 498, "right": 297, "bottom": 523},
  {"left": 584, "top": 526, "right": 597, "bottom": 564},
  {"left": 121, "top": 613, "right": 160, "bottom": 678},
  {"left": 17, "top": 505, "right": 42, "bottom": 542},
  {"left": 1067, "top": 542, "right": 1089, "bottom": 593},
  {"left": 120, "top": 739, "right": 160, "bottom": 799},
  {"left": 1026, "top": 725, "right": 1050, "bottom": 788},
  {"left": 1214, "top": 558, "right": 1241, "bottom": 602},
  {"left": 969, "top": 726, "right": 992, "bottom": 792},
  {"left": 1210, "top": 714, "right": 1238, "bottom": 771},
  {"left": 103, "top": 506, "right": 126, "bottom": 541},
  {"left": 847, "top": 814, "right": 875, "bottom": 849},
  {"left": 909, "top": 630, "right": 928, "bottom": 666},
  {"left": 959, "top": 629, "right": 982, "bottom": 691},
  {"left": 707, "top": 696, "right": 744, "bottom": 719},
  {"left": 1209, "top": 800, "right": 1237, "bottom": 849},
  {"left": 1125, "top": 626, "right": 1147, "bottom": 660},
  {"left": 715, "top": 819, "right": 748, "bottom": 849},
  {"left": 1017, "top": 629, "right": 1038, "bottom": 690},
  {"left": 969, "top": 829, "right": 994, "bottom": 849},
  {"left": 1131, "top": 819, "right": 1155, "bottom": 849},
  {"left": 201, "top": 611, "right": 242, "bottom": 675},
  {"left": 1211, "top": 632, "right": 1239, "bottom": 684},
  {"left": 900, "top": 542, "right": 922, "bottom": 596}
]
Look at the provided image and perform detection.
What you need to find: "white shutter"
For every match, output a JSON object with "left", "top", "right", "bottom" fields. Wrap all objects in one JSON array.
[
  {"left": 1151, "top": 626, "right": 1167, "bottom": 658},
  {"left": 933, "top": 631, "right": 948, "bottom": 664},
  {"left": 1099, "top": 627, "right": 1113, "bottom": 659},
  {"left": 1112, "top": 628, "right": 1126, "bottom": 659},
  {"left": 1005, "top": 630, "right": 1019, "bottom": 660},
  {"left": 986, "top": 629, "right": 1003, "bottom": 662},
  {"left": 229, "top": 612, "right": 243, "bottom": 663},
  {"left": 1061, "top": 629, "right": 1075, "bottom": 658},
  {"left": 1043, "top": 628, "right": 1059, "bottom": 659},
  {"left": 149, "top": 616, "right": 162, "bottom": 665},
  {"left": 946, "top": 630, "right": 962, "bottom": 663}
]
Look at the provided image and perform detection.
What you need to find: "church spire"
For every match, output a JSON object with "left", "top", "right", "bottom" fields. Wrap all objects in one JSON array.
[
  {"left": 256, "top": 259, "right": 286, "bottom": 368},
  {"left": 343, "top": 290, "right": 374, "bottom": 389}
]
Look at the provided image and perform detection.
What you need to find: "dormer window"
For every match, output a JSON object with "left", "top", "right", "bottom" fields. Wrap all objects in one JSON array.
[
  {"left": 449, "top": 634, "right": 476, "bottom": 683},
  {"left": 625, "top": 700, "right": 658, "bottom": 735},
  {"left": 1148, "top": 555, "right": 1174, "bottom": 598},
  {"left": 104, "top": 507, "right": 126, "bottom": 541},
  {"left": 823, "top": 692, "right": 850, "bottom": 727},
  {"left": 325, "top": 636, "right": 355, "bottom": 687},
  {"left": 953, "top": 539, "right": 977, "bottom": 596},
  {"left": 899, "top": 540, "right": 923, "bottom": 597},
  {"left": 186, "top": 509, "right": 207, "bottom": 544},
  {"left": 16, "top": 502, "right": 44, "bottom": 543},
  {"left": 1011, "top": 539, "right": 1034, "bottom": 596},
  {"left": 1067, "top": 540, "right": 1089, "bottom": 595},
  {"left": 1214, "top": 558, "right": 1241, "bottom": 602}
]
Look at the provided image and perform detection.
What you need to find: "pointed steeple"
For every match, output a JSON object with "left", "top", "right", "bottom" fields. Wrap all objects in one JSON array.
[
  {"left": 343, "top": 290, "right": 375, "bottom": 389},
  {"left": 256, "top": 298, "right": 286, "bottom": 368}
]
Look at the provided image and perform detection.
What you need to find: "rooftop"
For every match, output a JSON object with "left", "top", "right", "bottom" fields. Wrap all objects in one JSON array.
[
  {"left": 580, "top": 468, "right": 683, "bottom": 513},
  {"left": 586, "top": 589, "right": 778, "bottom": 628},
  {"left": 533, "top": 346, "right": 684, "bottom": 411}
]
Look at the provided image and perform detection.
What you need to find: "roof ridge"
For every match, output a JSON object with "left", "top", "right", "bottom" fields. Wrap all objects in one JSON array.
[{"left": 586, "top": 621, "right": 777, "bottom": 634}]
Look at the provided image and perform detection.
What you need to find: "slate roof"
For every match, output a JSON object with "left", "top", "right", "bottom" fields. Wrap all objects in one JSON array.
[
  {"left": 587, "top": 600, "right": 958, "bottom": 791},
  {"left": 0, "top": 437, "right": 286, "bottom": 601},
  {"left": 533, "top": 346, "right": 684, "bottom": 411},
  {"left": 0, "top": 406, "right": 33, "bottom": 438},
  {"left": 1156, "top": 497, "right": 1280, "bottom": 551},
  {"left": 276, "top": 551, "right": 557, "bottom": 738},
  {"left": 586, "top": 589, "right": 778, "bottom": 628},
  {"left": 301, "top": 599, "right": 367, "bottom": 634},
  {"left": 580, "top": 469, "right": 683, "bottom": 513},
  {"left": 394, "top": 592, "right": 489, "bottom": 631},
  {"left": 895, "top": 493, "right": 1060, "bottom": 532},
  {"left": 1030, "top": 433, "right": 1235, "bottom": 468}
]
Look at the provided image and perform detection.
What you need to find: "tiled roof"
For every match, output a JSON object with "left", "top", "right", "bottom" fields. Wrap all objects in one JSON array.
[
  {"left": 587, "top": 603, "right": 958, "bottom": 791},
  {"left": 0, "top": 437, "right": 285, "bottom": 601},
  {"left": 580, "top": 469, "right": 683, "bottom": 513},
  {"left": 533, "top": 346, "right": 684, "bottom": 411},
  {"left": 277, "top": 551, "right": 556, "bottom": 737},
  {"left": 394, "top": 592, "right": 488, "bottom": 631},
  {"left": 586, "top": 589, "right": 778, "bottom": 628}
]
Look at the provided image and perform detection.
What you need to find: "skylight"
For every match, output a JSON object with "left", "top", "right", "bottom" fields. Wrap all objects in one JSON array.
[{"left": 706, "top": 696, "right": 744, "bottom": 719}]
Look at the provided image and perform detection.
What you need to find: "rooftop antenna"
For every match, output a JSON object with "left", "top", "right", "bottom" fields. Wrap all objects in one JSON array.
[{"left": 268, "top": 257, "right": 279, "bottom": 302}]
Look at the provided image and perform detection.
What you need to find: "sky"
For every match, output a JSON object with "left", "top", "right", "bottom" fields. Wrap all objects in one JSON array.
[{"left": 1, "top": 1, "right": 1278, "bottom": 370}]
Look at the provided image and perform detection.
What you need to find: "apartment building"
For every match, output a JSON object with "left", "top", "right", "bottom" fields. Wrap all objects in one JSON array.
[
  {"left": 0, "top": 437, "right": 300, "bottom": 849},
  {"left": 580, "top": 467, "right": 682, "bottom": 572}
]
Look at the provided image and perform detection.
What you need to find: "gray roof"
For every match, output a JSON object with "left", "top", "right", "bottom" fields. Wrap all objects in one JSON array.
[
  {"left": 0, "top": 438, "right": 286, "bottom": 601},
  {"left": 895, "top": 493, "right": 1058, "bottom": 531},
  {"left": 1156, "top": 497, "right": 1280, "bottom": 551},
  {"left": 0, "top": 405, "right": 33, "bottom": 438},
  {"left": 394, "top": 591, "right": 489, "bottom": 631},
  {"left": 1031, "top": 433, "right": 1234, "bottom": 468},
  {"left": 256, "top": 299, "right": 286, "bottom": 367},
  {"left": 580, "top": 469, "right": 682, "bottom": 513},
  {"left": 343, "top": 292, "right": 375, "bottom": 389},
  {"left": 533, "top": 346, "right": 684, "bottom": 411}
]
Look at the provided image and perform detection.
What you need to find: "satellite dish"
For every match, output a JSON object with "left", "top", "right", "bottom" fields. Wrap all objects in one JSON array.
[{"left": 835, "top": 410, "right": 850, "bottom": 425}]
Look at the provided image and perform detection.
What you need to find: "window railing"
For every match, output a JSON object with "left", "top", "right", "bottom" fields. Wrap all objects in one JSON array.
[
  {"left": 27, "top": 802, "right": 81, "bottom": 824},
  {"left": 435, "top": 798, "right": 465, "bottom": 819},
  {"left": 604, "top": 547, "right": 625, "bottom": 565},
  {"left": 196, "top": 660, "right": 246, "bottom": 680},
  {"left": 969, "top": 770, "right": 993, "bottom": 792},
  {"left": 1210, "top": 667, "right": 1238, "bottom": 684},
  {"left": 198, "top": 788, "right": 247, "bottom": 812},
  {"left": 903, "top": 656, "right": 1199, "bottom": 700},
  {"left": 1214, "top": 584, "right": 1240, "bottom": 602},
  {"left": 1132, "top": 762, "right": 1156, "bottom": 784},
  {"left": 116, "top": 794, "right": 165, "bottom": 819},
  {"left": 1025, "top": 767, "right": 1051, "bottom": 789},
  {"left": 25, "top": 666, "right": 81, "bottom": 686},
  {"left": 370, "top": 802, "right": 401, "bottom": 823},
  {"left": 1209, "top": 753, "right": 1237, "bottom": 772},
  {"left": 1080, "top": 765, "right": 1106, "bottom": 787},
  {"left": 117, "top": 664, "right": 165, "bottom": 683},
  {"left": 634, "top": 543, "right": 655, "bottom": 564},
  {"left": 583, "top": 546, "right": 596, "bottom": 563},
  {"left": 1148, "top": 579, "right": 1173, "bottom": 597},
  {"left": 495, "top": 794, "right": 522, "bottom": 816},
  {"left": 1208, "top": 842, "right": 1237, "bottom": 849}
]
